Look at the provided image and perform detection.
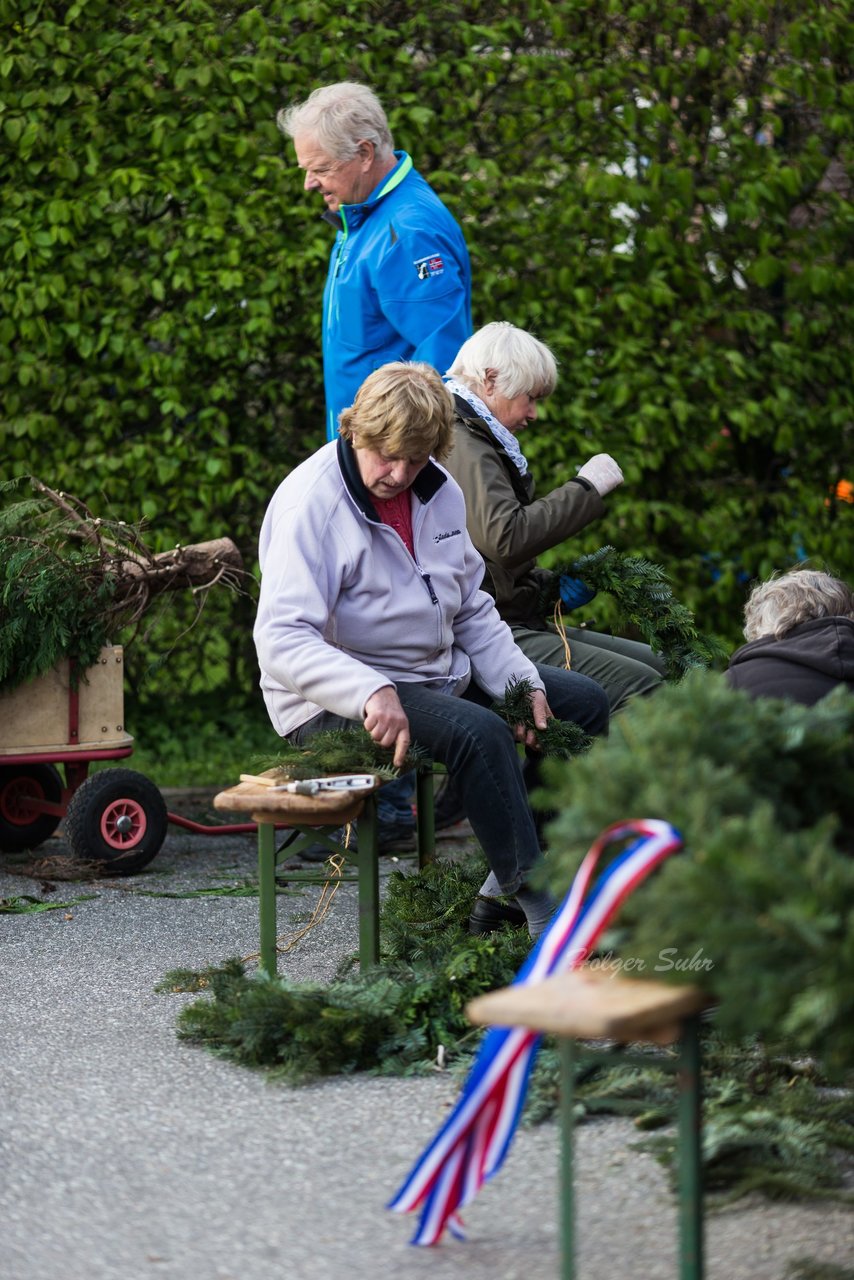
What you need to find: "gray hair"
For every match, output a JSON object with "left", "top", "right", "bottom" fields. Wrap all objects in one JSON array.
[
  {"left": 276, "top": 82, "right": 394, "bottom": 164},
  {"left": 742, "top": 568, "right": 854, "bottom": 641},
  {"left": 447, "top": 321, "right": 558, "bottom": 399}
]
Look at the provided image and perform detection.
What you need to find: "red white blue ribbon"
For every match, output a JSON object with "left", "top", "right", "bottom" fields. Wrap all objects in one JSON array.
[{"left": 387, "top": 817, "right": 683, "bottom": 1245}]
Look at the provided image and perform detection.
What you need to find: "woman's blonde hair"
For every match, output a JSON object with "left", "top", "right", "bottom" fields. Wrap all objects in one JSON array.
[
  {"left": 743, "top": 567, "right": 854, "bottom": 641},
  {"left": 338, "top": 362, "right": 455, "bottom": 461}
]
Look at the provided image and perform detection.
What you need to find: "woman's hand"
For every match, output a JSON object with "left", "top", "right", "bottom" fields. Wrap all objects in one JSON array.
[
  {"left": 576, "top": 453, "right": 624, "bottom": 497},
  {"left": 512, "top": 687, "right": 553, "bottom": 749},
  {"left": 364, "top": 686, "right": 411, "bottom": 768}
]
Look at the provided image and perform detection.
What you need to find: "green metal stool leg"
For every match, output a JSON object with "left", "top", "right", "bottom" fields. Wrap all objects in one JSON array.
[
  {"left": 415, "top": 763, "right": 435, "bottom": 868},
  {"left": 677, "top": 1014, "right": 704, "bottom": 1280},
  {"left": 560, "top": 1037, "right": 578, "bottom": 1280},
  {"left": 257, "top": 820, "right": 278, "bottom": 976},
  {"left": 357, "top": 796, "right": 380, "bottom": 968}
]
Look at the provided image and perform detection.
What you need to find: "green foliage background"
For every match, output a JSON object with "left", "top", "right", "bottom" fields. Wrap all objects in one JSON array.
[{"left": 1, "top": 0, "right": 851, "bottom": 717}]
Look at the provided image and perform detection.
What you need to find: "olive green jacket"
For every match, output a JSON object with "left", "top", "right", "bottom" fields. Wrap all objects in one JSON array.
[{"left": 444, "top": 397, "right": 605, "bottom": 629}]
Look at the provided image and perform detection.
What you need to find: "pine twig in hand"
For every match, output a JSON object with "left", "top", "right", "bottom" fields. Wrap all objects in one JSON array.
[{"left": 493, "top": 677, "right": 592, "bottom": 758}]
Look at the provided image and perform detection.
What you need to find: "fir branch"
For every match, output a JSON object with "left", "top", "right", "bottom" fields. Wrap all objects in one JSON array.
[
  {"left": 0, "top": 893, "right": 97, "bottom": 913},
  {"left": 492, "top": 676, "right": 593, "bottom": 758},
  {"left": 542, "top": 546, "right": 728, "bottom": 681},
  {"left": 255, "top": 727, "right": 432, "bottom": 781},
  {"left": 0, "top": 476, "right": 249, "bottom": 692},
  {"left": 0, "top": 542, "right": 119, "bottom": 688},
  {"left": 257, "top": 683, "right": 593, "bottom": 780},
  {"left": 634, "top": 1059, "right": 854, "bottom": 1203}
]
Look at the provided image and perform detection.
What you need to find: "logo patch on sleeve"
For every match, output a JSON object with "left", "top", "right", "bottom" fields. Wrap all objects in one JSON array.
[{"left": 414, "top": 253, "right": 445, "bottom": 280}]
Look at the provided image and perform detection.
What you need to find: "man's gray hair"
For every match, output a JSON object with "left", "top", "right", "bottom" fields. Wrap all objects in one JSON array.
[
  {"left": 743, "top": 568, "right": 854, "bottom": 641},
  {"left": 277, "top": 82, "right": 394, "bottom": 163},
  {"left": 447, "top": 321, "right": 559, "bottom": 399}
]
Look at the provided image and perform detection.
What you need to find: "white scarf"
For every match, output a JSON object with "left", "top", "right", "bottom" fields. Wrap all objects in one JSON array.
[{"left": 444, "top": 376, "right": 529, "bottom": 476}]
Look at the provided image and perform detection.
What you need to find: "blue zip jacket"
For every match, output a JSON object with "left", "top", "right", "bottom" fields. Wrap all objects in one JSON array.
[{"left": 321, "top": 151, "right": 472, "bottom": 440}]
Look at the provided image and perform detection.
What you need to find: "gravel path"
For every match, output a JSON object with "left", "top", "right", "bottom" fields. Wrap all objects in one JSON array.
[{"left": 2, "top": 789, "right": 852, "bottom": 1280}]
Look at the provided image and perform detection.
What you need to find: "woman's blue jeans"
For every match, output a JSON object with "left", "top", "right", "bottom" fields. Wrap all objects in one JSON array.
[{"left": 288, "top": 664, "right": 608, "bottom": 897}]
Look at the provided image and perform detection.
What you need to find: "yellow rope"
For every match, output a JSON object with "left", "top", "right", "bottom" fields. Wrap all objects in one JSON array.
[
  {"left": 277, "top": 855, "right": 345, "bottom": 953},
  {"left": 551, "top": 601, "right": 572, "bottom": 670},
  {"left": 276, "top": 822, "right": 355, "bottom": 955}
]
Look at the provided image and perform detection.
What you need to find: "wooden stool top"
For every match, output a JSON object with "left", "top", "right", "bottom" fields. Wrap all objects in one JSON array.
[
  {"left": 467, "top": 965, "right": 712, "bottom": 1047},
  {"left": 213, "top": 770, "right": 382, "bottom": 827}
]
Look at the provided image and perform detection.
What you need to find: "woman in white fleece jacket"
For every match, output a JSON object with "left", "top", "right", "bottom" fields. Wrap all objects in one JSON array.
[{"left": 254, "top": 362, "right": 609, "bottom": 937}]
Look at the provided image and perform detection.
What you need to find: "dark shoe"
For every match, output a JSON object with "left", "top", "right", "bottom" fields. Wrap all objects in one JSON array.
[
  {"left": 377, "top": 823, "right": 417, "bottom": 854},
  {"left": 278, "top": 821, "right": 416, "bottom": 863},
  {"left": 468, "top": 895, "right": 528, "bottom": 935},
  {"left": 433, "top": 775, "right": 467, "bottom": 831},
  {"left": 298, "top": 835, "right": 347, "bottom": 862},
  {"left": 334, "top": 821, "right": 417, "bottom": 854},
  {"left": 277, "top": 827, "right": 352, "bottom": 866}
]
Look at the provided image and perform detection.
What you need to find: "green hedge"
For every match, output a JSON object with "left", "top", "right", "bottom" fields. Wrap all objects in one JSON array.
[{"left": 2, "top": 0, "right": 851, "bottom": 707}]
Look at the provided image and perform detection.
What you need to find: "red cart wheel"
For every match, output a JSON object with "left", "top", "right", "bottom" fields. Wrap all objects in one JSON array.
[
  {"left": 0, "top": 763, "right": 64, "bottom": 852},
  {"left": 64, "top": 768, "right": 167, "bottom": 874}
]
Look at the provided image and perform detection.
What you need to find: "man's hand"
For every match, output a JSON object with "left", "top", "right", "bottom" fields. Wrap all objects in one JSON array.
[
  {"left": 511, "top": 687, "right": 553, "bottom": 749},
  {"left": 363, "top": 686, "right": 411, "bottom": 768}
]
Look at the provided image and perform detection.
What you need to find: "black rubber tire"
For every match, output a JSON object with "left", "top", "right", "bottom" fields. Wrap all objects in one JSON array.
[
  {"left": 63, "top": 768, "right": 167, "bottom": 874},
  {"left": 0, "top": 763, "right": 64, "bottom": 852}
]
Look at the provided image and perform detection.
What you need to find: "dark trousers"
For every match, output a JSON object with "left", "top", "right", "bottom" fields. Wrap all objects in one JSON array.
[{"left": 289, "top": 665, "right": 608, "bottom": 896}]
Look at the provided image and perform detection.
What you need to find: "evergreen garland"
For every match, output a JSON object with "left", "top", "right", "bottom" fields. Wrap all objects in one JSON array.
[
  {"left": 541, "top": 545, "right": 729, "bottom": 680},
  {"left": 787, "top": 1263, "right": 854, "bottom": 1280},
  {"left": 541, "top": 672, "right": 854, "bottom": 1075}
]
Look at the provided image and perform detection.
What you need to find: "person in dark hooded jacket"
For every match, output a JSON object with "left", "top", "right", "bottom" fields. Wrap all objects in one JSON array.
[{"left": 725, "top": 568, "right": 854, "bottom": 705}]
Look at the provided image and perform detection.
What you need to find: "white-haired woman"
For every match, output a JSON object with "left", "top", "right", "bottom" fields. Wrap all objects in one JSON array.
[
  {"left": 442, "top": 321, "right": 666, "bottom": 714},
  {"left": 254, "top": 362, "right": 609, "bottom": 939},
  {"left": 725, "top": 568, "right": 854, "bottom": 704}
]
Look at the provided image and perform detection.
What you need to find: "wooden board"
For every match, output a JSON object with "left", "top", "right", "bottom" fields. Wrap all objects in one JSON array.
[
  {"left": 213, "top": 771, "right": 382, "bottom": 826},
  {"left": 466, "top": 965, "right": 711, "bottom": 1046}
]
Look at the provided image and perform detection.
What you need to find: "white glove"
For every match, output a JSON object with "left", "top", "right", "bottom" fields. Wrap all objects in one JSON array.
[{"left": 576, "top": 453, "right": 624, "bottom": 497}]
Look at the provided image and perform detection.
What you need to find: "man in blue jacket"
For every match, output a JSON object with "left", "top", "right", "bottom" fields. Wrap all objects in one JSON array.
[
  {"left": 277, "top": 82, "right": 473, "bottom": 851},
  {"left": 278, "top": 81, "right": 473, "bottom": 442}
]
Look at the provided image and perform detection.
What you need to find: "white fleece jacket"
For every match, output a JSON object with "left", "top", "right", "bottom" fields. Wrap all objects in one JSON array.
[{"left": 254, "top": 439, "right": 545, "bottom": 736}]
